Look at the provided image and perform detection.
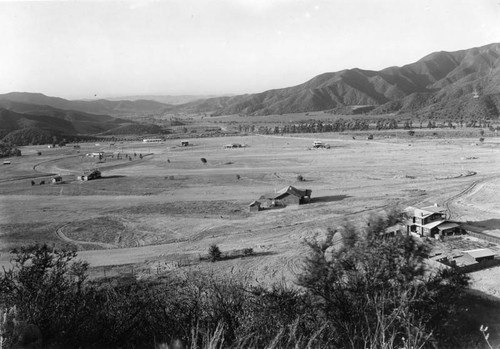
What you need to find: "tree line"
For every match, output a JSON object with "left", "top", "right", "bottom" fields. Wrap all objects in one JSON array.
[{"left": 238, "top": 118, "right": 500, "bottom": 135}]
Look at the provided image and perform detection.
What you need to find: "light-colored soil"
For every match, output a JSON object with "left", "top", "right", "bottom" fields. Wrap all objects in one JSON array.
[{"left": 1, "top": 134, "right": 500, "bottom": 291}]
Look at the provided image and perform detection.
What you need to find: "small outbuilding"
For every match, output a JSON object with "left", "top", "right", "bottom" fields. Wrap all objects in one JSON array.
[
  {"left": 51, "top": 176, "right": 63, "bottom": 184},
  {"left": 77, "top": 169, "right": 101, "bottom": 181},
  {"left": 3, "top": 160, "right": 11, "bottom": 165},
  {"left": 260, "top": 186, "right": 312, "bottom": 207},
  {"left": 248, "top": 201, "right": 261, "bottom": 212},
  {"left": 464, "top": 248, "right": 495, "bottom": 263}
]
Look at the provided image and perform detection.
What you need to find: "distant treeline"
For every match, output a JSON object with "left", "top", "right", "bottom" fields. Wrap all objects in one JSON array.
[
  {"left": 0, "top": 141, "right": 21, "bottom": 158},
  {"left": 238, "top": 117, "right": 500, "bottom": 135}
]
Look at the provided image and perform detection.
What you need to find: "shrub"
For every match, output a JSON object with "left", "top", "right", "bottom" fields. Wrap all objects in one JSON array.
[
  {"left": 296, "top": 175, "right": 305, "bottom": 181},
  {"left": 242, "top": 248, "right": 253, "bottom": 256},
  {"left": 297, "top": 211, "right": 469, "bottom": 349},
  {"left": 0, "top": 244, "right": 89, "bottom": 346},
  {"left": 200, "top": 157, "right": 207, "bottom": 164},
  {"left": 208, "top": 244, "right": 222, "bottom": 262}
]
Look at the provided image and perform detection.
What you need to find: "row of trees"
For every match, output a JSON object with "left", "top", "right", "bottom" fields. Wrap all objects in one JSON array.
[
  {"left": 0, "top": 211, "right": 479, "bottom": 348},
  {"left": 238, "top": 118, "right": 500, "bottom": 135},
  {"left": 238, "top": 119, "right": 371, "bottom": 134}
]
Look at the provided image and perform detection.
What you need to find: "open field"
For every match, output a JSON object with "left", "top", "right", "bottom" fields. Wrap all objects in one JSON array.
[{"left": 1, "top": 133, "right": 500, "bottom": 287}]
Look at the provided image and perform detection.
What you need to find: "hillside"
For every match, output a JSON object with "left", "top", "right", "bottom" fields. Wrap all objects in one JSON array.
[
  {"left": 0, "top": 92, "right": 171, "bottom": 117},
  {"left": 0, "top": 103, "right": 166, "bottom": 145},
  {"left": 175, "top": 43, "right": 500, "bottom": 119},
  {"left": 104, "top": 94, "right": 228, "bottom": 105}
]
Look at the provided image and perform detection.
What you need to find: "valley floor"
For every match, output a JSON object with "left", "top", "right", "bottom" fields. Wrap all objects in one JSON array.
[{"left": 1, "top": 133, "right": 500, "bottom": 289}]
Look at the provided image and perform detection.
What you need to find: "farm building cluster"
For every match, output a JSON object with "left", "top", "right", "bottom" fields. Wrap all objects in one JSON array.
[
  {"left": 405, "top": 205, "right": 462, "bottom": 238},
  {"left": 77, "top": 169, "right": 101, "bottom": 181},
  {"left": 249, "top": 186, "right": 312, "bottom": 211}
]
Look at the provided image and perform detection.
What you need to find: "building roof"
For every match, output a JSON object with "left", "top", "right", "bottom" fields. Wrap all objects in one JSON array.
[
  {"left": 421, "top": 205, "right": 446, "bottom": 213},
  {"left": 463, "top": 248, "right": 495, "bottom": 259},
  {"left": 453, "top": 254, "right": 478, "bottom": 266},
  {"left": 437, "top": 222, "right": 460, "bottom": 231},
  {"left": 260, "top": 186, "right": 311, "bottom": 200},
  {"left": 82, "top": 169, "right": 101, "bottom": 175},
  {"left": 423, "top": 221, "right": 446, "bottom": 230},
  {"left": 249, "top": 201, "right": 261, "bottom": 207},
  {"left": 276, "top": 186, "right": 311, "bottom": 199},
  {"left": 408, "top": 205, "right": 446, "bottom": 218}
]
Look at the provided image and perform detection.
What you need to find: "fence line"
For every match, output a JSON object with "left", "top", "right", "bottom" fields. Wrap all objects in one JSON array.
[{"left": 465, "top": 230, "right": 500, "bottom": 245}]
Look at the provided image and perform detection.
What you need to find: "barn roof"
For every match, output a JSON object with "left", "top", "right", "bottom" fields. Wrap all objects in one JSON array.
[
  {"left": 261, "top": 186, "right": 311, "bottom": 200},
  {"left": 463, "top": 248, "right": 495, "bottom": 259},
  {"left": 277, "top": 186, "right": 310, "bottom": 197},
  {"left": 437, "top": 222, "right": 460, "bottom": 231},
  {"left": 422, "top": 221, "right": 445, "bottom": 230}
]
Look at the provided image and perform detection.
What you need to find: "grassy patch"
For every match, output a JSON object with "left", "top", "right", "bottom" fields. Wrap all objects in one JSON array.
[
  {"left": 110, "top": 200, "right": 249, "bottom": 218},
  {"left": 62, "top": 216, "right": 125, "bottom": 244},
  {"left": 0, "top": 222, "right": 73, "bottom": 252}
]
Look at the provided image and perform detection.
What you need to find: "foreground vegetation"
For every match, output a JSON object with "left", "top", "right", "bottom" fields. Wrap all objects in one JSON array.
[{"left": 0, "top": 211, "right": 490, "bottom": 349}]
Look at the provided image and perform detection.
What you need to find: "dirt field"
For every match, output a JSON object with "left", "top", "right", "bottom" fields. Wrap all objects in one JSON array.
[{"left": 1, "top": 133, "right": 500, "bottom": 289}]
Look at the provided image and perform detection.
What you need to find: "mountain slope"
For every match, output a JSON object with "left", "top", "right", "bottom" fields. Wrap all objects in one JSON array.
[
  {"left": 177, "top": 43, "right": 500, "bottom": 119},
  {"left": 0, "top": 92, "right": 171, "bottom": 116}
]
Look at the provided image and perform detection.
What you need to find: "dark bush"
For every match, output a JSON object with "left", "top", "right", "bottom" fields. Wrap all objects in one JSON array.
[
  {"left": 242, "top": 248, "right": 253, "bottom": 256},
  {"left": 208, "top": 244, "right": 222, "bottom": 262}
]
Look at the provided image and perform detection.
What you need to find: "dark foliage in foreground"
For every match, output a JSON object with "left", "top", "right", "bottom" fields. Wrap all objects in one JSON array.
[{"left": 0, "top": 211, "right": 479, "bottom": 349}]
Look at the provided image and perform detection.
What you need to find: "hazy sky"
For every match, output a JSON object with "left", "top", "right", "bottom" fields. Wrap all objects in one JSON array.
[{"left": 1, "top": 0, "right": 499, "bottom": 99}]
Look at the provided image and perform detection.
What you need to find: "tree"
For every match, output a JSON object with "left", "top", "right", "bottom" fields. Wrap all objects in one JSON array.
[
  {"left": 208, "top": 244, "right": 222, "bottom": 262},
  {"left": 0, "top": 244, "right": 89, "bottom": 347},
  {"left": 297, "top": 211, "right": 469, "bottom": 349}
]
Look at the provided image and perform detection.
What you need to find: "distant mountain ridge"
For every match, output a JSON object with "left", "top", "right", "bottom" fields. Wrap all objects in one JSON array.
[
  {"left": 175, "top": 43, "right": 500, "bottom": 119},
  {"left": 101, "top": 94, "right": 231, "bottom": 105},
  {"left": 0, "top": 92, "right": 170, "bottom": 117},
  {"left": 0, "top": 95, "right": 169, "bottom": 145}
]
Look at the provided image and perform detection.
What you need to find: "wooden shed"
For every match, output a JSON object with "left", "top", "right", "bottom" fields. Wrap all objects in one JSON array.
[
  {"left": 77, "top": 169, "right": 101, "bottom": 181},
  {"left": 248, "top": 201, "right": 261, "bottom": 212},
  {"left": 464, "top": 248, "right": 495, "bottom": 263},
  {"left": 51, "top": 176, "right": 63, "bottom": 184},
  {"left": 260, "top": 186, "right": 312, "bottom": 207}
]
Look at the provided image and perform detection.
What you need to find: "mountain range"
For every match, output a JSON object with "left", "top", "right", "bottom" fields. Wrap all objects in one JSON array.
[
  {"left": 0, "top": 92, "right": 170, "bottom": 117},
  {"left": 0, "top": 95, "right": 170, "bottom": 145},
  {"left": 1, "top": 43, "right": 499, "bottom": 145},
  {"left": 174, "top": 43, "right": 500, "bottom": 119}
]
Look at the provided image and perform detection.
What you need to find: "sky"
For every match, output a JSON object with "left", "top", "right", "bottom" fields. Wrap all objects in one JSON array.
[{"left": 0, "top": 0, "right": 499, "bottom": 99}]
